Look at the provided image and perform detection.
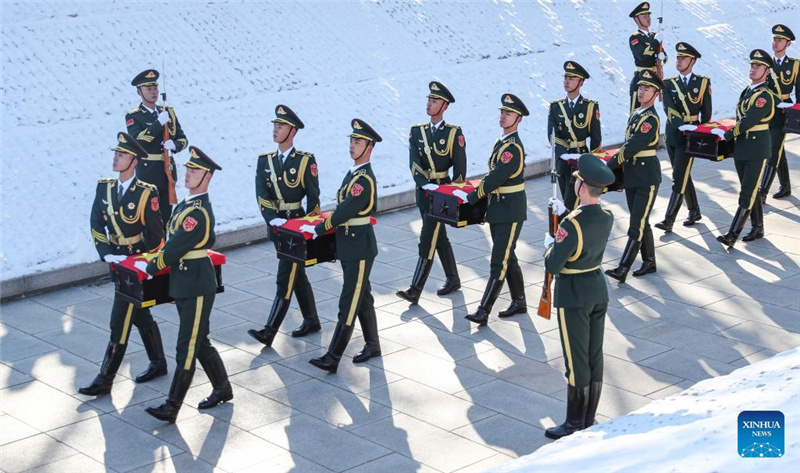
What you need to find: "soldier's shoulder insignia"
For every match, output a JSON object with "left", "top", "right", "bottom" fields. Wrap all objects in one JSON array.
[
  {"left": 756, "top": 96, "right": 767, "bottom": 108},
  {"left": 98, "top": 177, "right": 116, "bottom": 184},
  {"left": 128, "top": 107, "right": 142, "bottom": 115},
  {"left": 354, "top": 169, "right": 368, "bottom": 178},
  {"left": 640, "top": 121, "right": 653, "bottom": 133},
  {"left": 351, "top": 183, "right": 364, "bottom": 197},
  {"left": 191, "top": 200, "right": 203, "bottom": 208},
  {"left": 414, "top": 122, "right": 427, "bottom": 128},
  {"left": 150, "top": 197, "right": 159, "bottom": 211},
  {"left": 555, "top": 226, "right": 569, "bottom": 243},
  {"left": 551, "top": 98, "right": 564, "bottom": 106},
  {"left": 458, "top": 134, "right": 466, "bottom": 148},
  {"left": 138, "top": 181, "right": 158, "bottom": 192},
  {"left": 259, "top": 151, "right": 276, "bottom": 159},
  {"left": 182, "top": 216, "right": 198, "bottom": 232},
  {"left": 500, "top": 151, "right": 513, "bottom": 163},
  {"left": 631, "top": 37, "right": 639, "bottom": 46},
  {"left": 444, "top": 123, "right": 460, "bottom": 129},
  {"left": 502, "top": 136, "right": 516, "bottom": 144},
  {"left": 310, "top": 163, "right": 318, "bottom": 177}
]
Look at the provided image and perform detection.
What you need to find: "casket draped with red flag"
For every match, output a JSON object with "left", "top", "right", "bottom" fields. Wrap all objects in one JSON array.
[
  {"left": 591, "top": 149, "right": 625, "bottom": 192},
  {"left": 428, "top": 179, "right": 487, "bottom": 227},
  {"left": 785, "top": 103, "right": 800, "bottom": 135},
  {"left": 684, "top": 119, "right": 736, "bottom": 161},
  {"left": 275, "top": 212, "right": 376, "bottom": 266}
]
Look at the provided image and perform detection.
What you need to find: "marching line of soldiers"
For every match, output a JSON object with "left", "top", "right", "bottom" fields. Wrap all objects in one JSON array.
[{"left": 79, "top": 6, "right": 796, "bottom": 437}]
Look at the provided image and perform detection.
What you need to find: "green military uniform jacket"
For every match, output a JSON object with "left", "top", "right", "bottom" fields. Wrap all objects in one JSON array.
[
  {"left": 662, "top": 74, "right": 712, "bottom": 146},
  {"left": 409, "top": 121, "right": 467, "bottom": 188},
  {"left": 256, "top": 148, "right": 321, "bottom": 241},
  {"left": 724, "top": 84, "right": 775, "bottom": 160},
  {"left": 547, "top": 96, "right": 602, "bottom": 155},
  {"left": 608, "top": 105, "right": 662, "bottom": 188},
  {"left": 146, "top": 194, "right": 217, "bottom": 298},
  {"left": 545, "top": 204, "right": 614, "bottom": 308},
  {"left": 466, "top": 132, "right": 527, "bottom": 224},
  {"left": 629, "top": 30, "right": 660, "bottom": 70},
  {"left": 315, "top": 163, "right": 378, "bottom": 262},
  {"left": 90, "top": 177, "right": 164, "bottom": 258},
  {"left": 767, "top": 55, "right": 799, "bottom": 128},
  {"left": 125, "top": 104, "right": 188, "bottom": 156}
]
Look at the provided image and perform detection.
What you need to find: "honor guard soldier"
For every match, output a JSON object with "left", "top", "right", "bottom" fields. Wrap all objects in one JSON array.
[
  {"left": 248, "top": 105, "right": 322, "bottom": 347},
  {"left": 126, "top": 69, "right": 188, "bottom": 225},
  {"left": 655, "top": 42, "right": 712, "bottom": 232},
  {"left": 544, "top": 154, "right": 615, "bottom": 440},
  {"left": 548, "top": 61, "right": 602, "bottom": 210},
  {"left": 301, "top": 119, "right": 381, "bottom": 373},
  {"left": 760, "top": 24, "right": 798, "bottom": 201},
  {"left": 80, "top": 133, "right": 166, "bottom": 397},
  {"left": 397, "top": 81, "right": 467, "bottom": 304},
  {"left": 453, "top": 94, "right": 529, "bottom": 326},
  {"left": 716, "top": 50, "right": 776, "bottom": 248},
  {"left": 139, "top": 147, "right": 232, "bottom": 423},
  {"left": 605, "top": 70, "right": 663, "bottom": 283},
  {"left": 627, "top": 2, "right": 664, "bottom": 114}
]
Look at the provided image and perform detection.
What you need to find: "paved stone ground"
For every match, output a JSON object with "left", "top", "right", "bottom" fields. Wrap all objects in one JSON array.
[{"left": 2, "top": 137, "right": 799, "bottom": 473}]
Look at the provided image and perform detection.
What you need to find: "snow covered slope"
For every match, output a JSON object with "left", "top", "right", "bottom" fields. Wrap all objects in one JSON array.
[
  {"left": 1, "top": 0, "right": 796, "bottom": 280},
  {"left": 492, "top": 348, "right": 800, "bottom": 473}
]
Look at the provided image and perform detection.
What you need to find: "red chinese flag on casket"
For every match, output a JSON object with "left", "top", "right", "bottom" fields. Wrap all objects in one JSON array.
[
  {"left": 114, "top": 250, "right": 226, "bottom": 281},
  {"left": 278, "top": 211, "right": 377, "bottom": 240},
  {"left": 693, "top": 119, "right": 736, "bottom": 140},
  {"left": 592, "top": 148, "right": 620, "bottom": 163},
  {"left": 433, "top": 179, "right": 481, "bottom": 197}
]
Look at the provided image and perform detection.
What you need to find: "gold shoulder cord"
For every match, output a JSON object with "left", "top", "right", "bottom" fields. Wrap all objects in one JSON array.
[
  {"left": 418, "top": 125, "right": 438, "bottom": 173},
  {"left": 284, "top": 154, "right": 309, "bottom": 189},
  {"left": 687, "top": 77, "right": 708, "bottom": 105},
  {"left": 105, "top": 183, "right": 127, "bottom": 238},
  {"left": 432, "top": 127, "right": 457, "bottom": 156},
  {"left": 572, "top": 102, "right": 593, "bottom": 130},
  {"left": 557, "top": 101, "right": 580, "bottom": 143}
]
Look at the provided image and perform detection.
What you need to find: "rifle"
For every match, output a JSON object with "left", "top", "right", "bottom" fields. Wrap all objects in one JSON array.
[
  {"left": 655, "top": 2, "right": 667, "bottom": 100},
  {"left": 537, "top": 131, "right": 558, "bottom": 320},
  {"left": 160, "top": 66, "right": 178, "bottom": 205}
]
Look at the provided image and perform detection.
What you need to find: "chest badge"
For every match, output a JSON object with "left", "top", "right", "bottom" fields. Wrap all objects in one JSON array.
[
  {"left": 289, "top": 168, "right": 297, "bottom": 175},
  {"left": 439, "top": 139, "right": 445, "bottom": 145},
  {"left": 127, "top": 202, "right": 136, "bottom": 210},
  {"left": 578, "top": 113, "right": 584, "bottom": 118},
  {"left": 693, "top": 88, "right": 698, "bottom": 93}
]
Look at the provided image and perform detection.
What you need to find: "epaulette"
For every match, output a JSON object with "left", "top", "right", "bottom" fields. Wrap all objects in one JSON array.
[
  {"left": 127, "top": 107, "right": 142, "bottom": 115},
  {"left": 137, "top": 181, "right": 158, "bottom": 192},
  {"left": 296, "top": 150, "right": 314, "bottom": 158},
  {"left": 98, "top": 177, "right": 116, "bottom": 184},
  {"left": 551, "top": 98, "right": 565, "bottom": 105},
  {"left": 563, "top": 208, "right": 583, "bottom": 222},
  {"left": 414, "top": 122, "right": 428, "bottom": 128},
  {"left": 191, "top": 200, "right": 203, "bottom": 208},
  {"left": 502, "top": 136, "right": 517, "bottom": 144},
  {"left": 259, "top": 151, "right": 277, "bottom": 159},
  {"left": 353, "top": 169, "right": 368, "bottom": 178},
  {"left": 444, "top": 123, "right": 460, "bottom": 129}
]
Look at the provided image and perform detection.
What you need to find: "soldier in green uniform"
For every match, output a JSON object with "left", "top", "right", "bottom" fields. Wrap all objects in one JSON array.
[
  {"left": 547, "top": 61, "right": 602, "bottom": 210},
  {"left": 248, "top": 105, "right": 322, "bottom": 346},
  {"left": 140, "top": 147, "right": 232, "bottom": 423},
  {"left": 126, "top": 69, "right": 188, "bottom": 226},
  {"left": 397, "top": 81, "right": 467, "bottom": 304},
  {"left": 453, "top": 94, "right": 529, "bottom": 326},
  {"left": 654, "top": 42, "right": 712, "bottom": 232},
  {"left": 605, "top": 70, "right": 663, "bottom": 283},
  {"left": 80, "top": 132, "right": 167, "bottom": 396},
  {"left": 302, "top": 119, "right": 381, "bottom": 373},
  {"left": 716, "top": 50, "right": 776, "bottom": 248},
  {"left": 760, "top": 24, "right": 798, "bottom": 202},
  {"left": 543, "top": 154, "right": 616, "bottom": 440},
  {"left": 627, "top": 2, "right": 664, "bottom": 115}
]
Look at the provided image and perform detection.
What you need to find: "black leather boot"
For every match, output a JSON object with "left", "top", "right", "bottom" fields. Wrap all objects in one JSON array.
[
  {"left": 717, "top": 206, "right": 751, "bottom": 248},
  {"left": 145, "top": 368, "right": 194, "bottom": 424},
  {"left": 633, "top": 228, "right": 656, "bottom": 277},
  {"left": 498, "top": 265, "right": 527, "bottom": 318},
  {"left": 742, "top": 198, "right": 764, "bottom": 242},
  {"left": 436, "top": 246, "right": 461, "bottom": 296},
  {"left": 682, "top": 182, "right": 702, "bottom": 226},
  {"left": 396, "top": 257, "right": 433, "bottom": 304},
  {"left": 605, "top": 238, "right": 641, "bottom": 284},
  {"left": 247, "top": 297, "right": 291, "bottom": 346},
  {"left": 465, "top": 277, "right": 503, "bottom": 326},
  {"left": 309, "top": 322, "right": 355, "bottom": 373},
  {"left": 654, "top": 192, "right": 682, "bottom": 233},
  {"left": 353, "top": 307, "right": 381, "bottom": 363},
  {"left": 758, "top": 164, "right": 777, "bottom": 204},
  {"left": 198, "top": 350, "right": 233, "bottom": 409},
  {"left": 291, "top": 283, "right": 321, "bottom": 338},
  {"left": 135, "top": 322, "right": 168, "bottom": 383},
  {"left": 545, "top": 384, "right": 590, "bottom": 439},
  {"left": 773, "top": 158, "right": 791, "bottom": 199},
  {"left": 79, "top": 341, "right": 127, "bottom": 396},
  {"left": 585, "top": 380, "right": 603, "bottom": 427}
]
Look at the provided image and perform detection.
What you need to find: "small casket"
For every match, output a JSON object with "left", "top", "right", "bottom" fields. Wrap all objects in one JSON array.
[
  {"left": 275, "top": 212, "right": 377, "bottom": 267},
  {"left": 684, "top": 119, "right": 736, "bottom": 161},
  {"left": 114, "top": 250, "right": 226, "bottom": 308},
  {"left": 785, "top": 103, "right": 800, "bottom": 134},
  {"left": 591, "top": 149, "right": 625, "bottom": 192},
  {"left": 428, "top": 179, "right": 488, "bottom": 227}
]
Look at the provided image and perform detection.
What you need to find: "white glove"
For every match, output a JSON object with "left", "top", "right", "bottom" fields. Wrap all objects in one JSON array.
[
  {"left": 560, "top": 153, "right": 580, "bottom": 162},
  {"left": 269, "top": 218, "right": 287, "bottom": 227},
  {"left": 163, "top": 140, "right": 176, "bottom": 151},
  {"left": 549, "top": 198, "right": 567, "bottom": 216},
  {"left": 710, "top": 128, "right": 726, "bottom": 139},
  {"left": 133, "top": 261, "right": 152, "bottom": 279},
  {"left": 678, "top": 124, "right": 698, "bottom": 132},
  {"left": 544, "top": 233, "right": 555, "bottom": 249},
  {"left": 103, "top": 254, "right": 126, "bottom": 264},
  {"left": 157, "top": 110, "right": 170, "bottom": 125},
  {"left": 299, "top": 224, "right": 318, "bottom": 239},
  {"left": 422, "top": 183, "right": 439, "bottom": 192},
  {"left": 452, "top": 189, "right": 469, "bottom": 203},
  {"left": 777, "top": 102, "right": 793, "bottom": 109}
]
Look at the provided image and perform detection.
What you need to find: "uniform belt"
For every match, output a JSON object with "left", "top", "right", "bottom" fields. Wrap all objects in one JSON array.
[
  {"left": 426, "top": 170, "right": 449, "bottom": 180},
  {"left": 109, "top": 233, "right": 143, "bottom": 246},
  {"left": 682, "top": 115, "right": 699, "bottom": 122},
  {"left": 633, "top": 150, "right": 658, "bottom": 158},
  {"left": 181, "top": 249, "right": 209, "bottom": 260},
  {"left": 142, "top": 153, "right": 165, "bottom": 161},
  {"left": 495, "top": 183, "right": 525, "bottom": 194},
  {"left": 780, "top": 93, "right": 791, "bottom": 100},
  {"left": 636, "top": 66, "right": 657, "bottom": 72},
  {"left": 746, "top": 124, "right": 769, "bottom": 133},
  {"left": 344, "top": 216, "right": 372, "bottom": 226},
  {"left": 278, "top": 202, "right": 302, "bottom": 211},
  {"left": 560, "top": 265, "right": 600, "bottom": 275},
  {"left": 555, "top": 138, "right": 586, "bottom": 149}
]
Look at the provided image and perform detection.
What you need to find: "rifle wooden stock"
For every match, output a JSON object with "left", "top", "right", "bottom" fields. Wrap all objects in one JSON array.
[
  {"left": 162, "top": 109, "right": 178, "bottom": 205},
  {"left": 536, "top": 209, "right": 559, "bottom": 320}
]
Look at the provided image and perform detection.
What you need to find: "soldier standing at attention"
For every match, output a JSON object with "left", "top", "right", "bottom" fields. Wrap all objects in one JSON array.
[
  {"left": 126, "top": 69, "right": 188, "bottom": 226},
  {"left": 80, "top": 133, "right": 166, "bottom": 396},
  {"left": 248, "top": 105, "right": 322, "bottom": 347},
  {"left": 544, "top": 154, "right": 616, "bottom": 440},
  {"left": 605, "top": 70, "right": 663, "bottom": 283},
  {"left": 654, "top": 42, "right": 712, "bottom": 233},
  {"left": 397, "top": 81, "right": 467, "bottom": 304},
  {"left": 453, "top": 94, "right": 529, "bottom": 327},
  {"left": 627, "top": 2, "right": 664, "bottom": 115},
  {"left": 547, "top": 61, "right": 602, "bottom": 210},
  {"left": 301, "top": 119, "right": 381, "bottom": 373},
  {"left": 716, "top": 50, "right": 776, "bottom": 248},
  {"left": 759, "top": 24, "right": 798, "bottom": 202},
  {"left": 138, "top": 147, "right": 232, "bottom": 423}
]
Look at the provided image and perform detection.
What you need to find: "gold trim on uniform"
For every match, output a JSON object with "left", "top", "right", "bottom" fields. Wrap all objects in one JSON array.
[
  {"left": 119, "top": 303, "right": 135, "bottom": 344},
  {"left": 184, "top": 295, "right": 204, "bottom": 370},
  {"left": 346, "top": 260, "right": 366, "bottom": 326},
  {"left": 499, "top": 222, "right": 518, "bottom": 280},
  {"left": 559, "top": 308, "right": 576, "bottom": 386},
  {"left": 637, "top": 185, "right": 657, "bottom": 241},
  {"left": 285, "top": 263, "right": 298, "bottom": 299}
]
